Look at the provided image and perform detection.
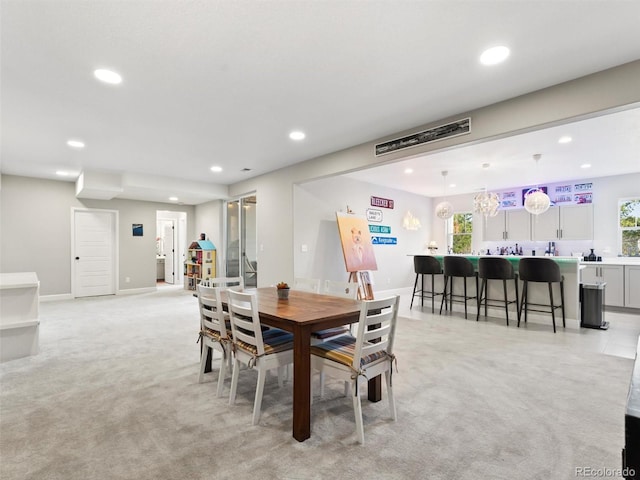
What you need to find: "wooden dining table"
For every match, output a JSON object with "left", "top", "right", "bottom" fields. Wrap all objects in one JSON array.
[{"left": 219, "top": 287, "right": 377, "bottom": 442}]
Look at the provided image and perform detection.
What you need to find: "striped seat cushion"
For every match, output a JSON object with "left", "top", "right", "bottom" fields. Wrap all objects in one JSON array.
[
  {"left": 311, "top": 326, "right": 351, "bottom": 340},
  {"left": 310, "top": 335, "right": 388, "bottom": 368},
  {"left": 202, "top": 327, "right": 232, "bottom": 341},
  {"left": 234, "top": 327, "right": 293, "bottom": 356}
]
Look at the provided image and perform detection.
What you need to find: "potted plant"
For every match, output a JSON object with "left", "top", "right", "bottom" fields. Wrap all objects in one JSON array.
[{"left": 276, "top": 282, "right": 290, "bottom": 300}]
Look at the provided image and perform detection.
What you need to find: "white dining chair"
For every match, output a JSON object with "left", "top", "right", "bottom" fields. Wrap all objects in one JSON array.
[
  {"left": 227, "top": 290, "right": 294, "bottom": 425},
  {"left": 197, "top": 284, "right": 233, "bottom": 397},
  {"left": 322, "top": 279, "right": 359, "bottom": 299},
  {"left": 292, "top": 277, "right": 321, "bottom": 293},
  {"left": 311, "top": 295, "right": 400, "bottom": 444},
  {"left": 199, "top": 276, "right": 244, "bottom": 290}
]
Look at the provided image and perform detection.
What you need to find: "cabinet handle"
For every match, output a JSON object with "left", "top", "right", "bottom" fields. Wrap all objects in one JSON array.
[{"left": 560, "top": 229, "right": 563, "bottom": 239}]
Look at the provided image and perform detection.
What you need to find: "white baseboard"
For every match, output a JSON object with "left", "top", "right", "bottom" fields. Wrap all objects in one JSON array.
[
  {"left": 40, "top": 293, "right": 74, "bottom": 302},
  {"left": 117, "top": 287, "right": 157, "bottom": 296}
]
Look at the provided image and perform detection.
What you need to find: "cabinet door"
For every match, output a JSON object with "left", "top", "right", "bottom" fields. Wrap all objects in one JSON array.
[
  {"left": 626, "top": 265, "right": 640, "bottom": 309},
  {"left": 602, "top": 265, "right": 624, "bottom": 307},
  {"left": 505, "top": 209, "right": 531, "bottom": 241},
  {"left": 482, "top": 212, "right": 506, "bottom": 241},
  {"left": 560, "top": 204, "right": 593, "bottom": 240},
  {"left": 531, "top": 207, "right": 560, "bottom": 241},
  {"left": 581, "top": 265, "right": 598, "bottom": 284}
]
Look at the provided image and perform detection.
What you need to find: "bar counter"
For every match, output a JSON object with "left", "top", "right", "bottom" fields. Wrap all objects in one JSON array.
[{"left": 411, "top": 255, "right": 580, "bottom": 323}]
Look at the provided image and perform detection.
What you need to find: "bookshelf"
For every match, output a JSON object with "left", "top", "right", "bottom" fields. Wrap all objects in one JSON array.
[{"left": 184, "top": 240, "right": 216, "bottom": 291}]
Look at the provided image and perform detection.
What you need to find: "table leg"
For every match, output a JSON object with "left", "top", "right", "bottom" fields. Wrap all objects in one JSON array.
[
  {"left": 292, "top": 324, "right": 312, "bottom": 442},
  {"left": 368, "top": 377, "right": 382, "bottom": 402}
]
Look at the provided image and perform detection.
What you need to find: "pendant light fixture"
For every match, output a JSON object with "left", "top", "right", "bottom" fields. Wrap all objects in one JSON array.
[
  {"left": 473, "top": 163, "right": 500, "bottom": 217},
  {"left": 435, "top": 170, "right": 454, "bottom": 220},
  {"left": 524, "top": 154, "right": 551, "bottom": 215}
]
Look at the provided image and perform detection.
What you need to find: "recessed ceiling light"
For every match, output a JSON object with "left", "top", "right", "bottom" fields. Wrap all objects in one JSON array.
[
  {"left": 559, "top": 136, "right": 572, "bottom": 144},
  {"left": 479, "top": 46, "right": 510, "bottom": 66},
  {"left": 210, "top": 166, "right": 223, "bottom": 173},
  {"left": 404, "top": 168, "right": 413, "bottom": 174},
  {"left": 169, "top": 196, "right": 178, "bottom": 201},
  {"left": 449, "top": 183, "right": 456, "bottom": 188},
  {"left": 94, "top": 69, "right": 122, "bottom": 85},
  {"left": 56, "top": 171, "right": 69, "bottom": 176},
  {"left": 67, "top": 139, "right": 85, "bottom": 149},
  {"left": 580, "top": 163, "right": 591, "bottom": 169},
  {"left": 289, "top": 131, "right": 306, "bottom": 140}
]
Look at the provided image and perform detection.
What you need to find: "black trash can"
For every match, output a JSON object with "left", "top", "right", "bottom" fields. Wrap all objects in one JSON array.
[{"left": 581, "top": 282, "right": 609, "bottom": 330}]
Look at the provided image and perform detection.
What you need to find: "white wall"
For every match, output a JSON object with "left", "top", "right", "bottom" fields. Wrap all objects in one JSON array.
[
  {"left": 194, "top": 199, "right": 223, "bottom": 275},
  {"left": 294, "top": 176, "right": 433, "bottom": 289},
  {"left": 0, "top": 175, "right": 195, "bottom": 296}
]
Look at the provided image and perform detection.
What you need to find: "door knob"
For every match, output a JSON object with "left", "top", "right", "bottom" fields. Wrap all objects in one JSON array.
[{"left": 75, "top": 257, "right": 80, "bottom": 260}]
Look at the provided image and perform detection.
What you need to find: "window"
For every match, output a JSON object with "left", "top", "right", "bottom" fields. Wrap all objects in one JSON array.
[
  {"left": 449, "top": 212, "right": 473, "bottom": 254},
  {"left": 620, "top": 198, "right": 640, "bottom": 257}
]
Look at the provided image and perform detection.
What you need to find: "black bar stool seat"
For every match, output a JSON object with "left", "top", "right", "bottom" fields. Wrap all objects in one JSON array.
[
  {"left": 439, "top": 256, "right": 478, "bottom": 319},
  {"left": 476, "top": 257, "right": 520, "bottom": 326},
  {"left": 518, "top": 258, "right": 566, "bottom": 333},
  {"left": 410, "top": 255, "right": 444, "bottom": 313}
]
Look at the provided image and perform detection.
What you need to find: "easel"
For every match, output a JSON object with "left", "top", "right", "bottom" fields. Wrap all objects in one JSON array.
[{"left": 349, "top": 271, "right": 374, "bottom": 300}]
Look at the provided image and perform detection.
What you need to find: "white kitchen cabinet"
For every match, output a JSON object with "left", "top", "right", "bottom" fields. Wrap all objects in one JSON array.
[
  {"left": 625, "top": 265, "right": 640, "bottom": 309},
  {"left": 483, "top": 209, "right": 531, "bottom": 241},
  {"left": 532, "top": 204, "right": 593, "bottom": 241},
  {"left": 581, "top": 264, "right": 624, "bottom": 307}
]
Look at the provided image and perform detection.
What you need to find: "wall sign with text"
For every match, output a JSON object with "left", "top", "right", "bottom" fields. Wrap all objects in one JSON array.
[
  {"left": 371, "top": 236, "right": 397, "bottom": 245},
  {"left": 369, "top": 225, "right": 391, "bottom": 234},
  {"left": 366, "top": 208, "right": 383, "bottom": 222},
  {"left": 370, "top": 196, "right": 394, "bottom": 209}
]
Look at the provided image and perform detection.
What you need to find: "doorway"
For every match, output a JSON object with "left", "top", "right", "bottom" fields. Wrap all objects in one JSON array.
[
  {"left": 71, "top": 208, "right": 118, "bottom": 297},
  {"left": 156, "top": 211, "right": 187, "bottom": 287},
  {"left": 225, "top": 195, "right": 257, "bottom": 287}
]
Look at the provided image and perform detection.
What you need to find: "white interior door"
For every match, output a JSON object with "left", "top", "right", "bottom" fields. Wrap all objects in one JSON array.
[
  {"left": 163, "top": 223, "right": 175, "bottom": 284},
  {"left": 73, "top": 209, "right": 116, "bottom": 297}
]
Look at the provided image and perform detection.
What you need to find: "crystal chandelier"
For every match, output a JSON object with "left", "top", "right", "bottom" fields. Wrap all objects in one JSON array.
[
  {"left": 474, "top": 190, "right": 500, "bottom": 217},
  {"left": 435, "top": 170, "right": 454, "bottom": 220},
  {"left": 524, "top": 154, "right": 551, "bottom": 215},
  {"left": 473, "top": 163, "right": 500, "bottom": 217}
]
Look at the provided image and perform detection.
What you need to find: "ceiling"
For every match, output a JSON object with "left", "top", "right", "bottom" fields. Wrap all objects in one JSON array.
[{"left": 2, "top": 1, "right": 640, "bottom": 204}]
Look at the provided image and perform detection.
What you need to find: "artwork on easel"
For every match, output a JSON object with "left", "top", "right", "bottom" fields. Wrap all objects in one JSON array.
[
  {"left": 336, "top": 212, "right": 377, "bottom": 300},
  {"left": 336, "top": 212, "right": 378, "bottom": 272}
]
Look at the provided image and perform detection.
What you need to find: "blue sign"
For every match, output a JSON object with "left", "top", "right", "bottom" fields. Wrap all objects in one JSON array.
[
  {"left": 371, "top": 236, "right": 397, "bottom": 245},
  {"left": 369, "top": 225, "right": 391, "bottom": 234}
]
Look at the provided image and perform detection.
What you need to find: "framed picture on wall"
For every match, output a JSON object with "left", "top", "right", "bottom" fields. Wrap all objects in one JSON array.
[{"left": 132, "top": 224, "right": 143, "bottom": 236}]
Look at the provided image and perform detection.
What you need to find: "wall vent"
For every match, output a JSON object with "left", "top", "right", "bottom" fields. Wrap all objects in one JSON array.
[{"left": 375, "top": 117, "right": 471, "bottom": 156}]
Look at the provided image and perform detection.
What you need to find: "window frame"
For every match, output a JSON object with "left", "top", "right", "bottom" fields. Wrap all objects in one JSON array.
[
  {"left": 619, "top": 197, "right": 640, "bottom": 257},
  {"left": 447, "top": 211, "right": 473, "bottom": 254}
]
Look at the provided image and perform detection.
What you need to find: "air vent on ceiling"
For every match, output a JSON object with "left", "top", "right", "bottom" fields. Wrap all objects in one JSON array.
[
  {"left": 241, "top": 168, "right": 252, "bottom": 172},
  {"left": 375, "top": 117, "right": 471, "bottom": 156}
]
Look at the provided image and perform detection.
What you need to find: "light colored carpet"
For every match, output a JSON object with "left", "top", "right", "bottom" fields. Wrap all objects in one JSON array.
[{"left": 0, "top": 287, "right": 633, "bottom": 480}]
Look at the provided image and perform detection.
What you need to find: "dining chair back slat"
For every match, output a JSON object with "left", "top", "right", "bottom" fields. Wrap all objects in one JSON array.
[{"left": 293, "top": 277, "right": 321, "bottom": 293}]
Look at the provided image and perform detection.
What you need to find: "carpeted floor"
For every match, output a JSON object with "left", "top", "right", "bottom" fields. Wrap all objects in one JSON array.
[{"left": 0, "top": 287, "right": 634, "bottom": 479}]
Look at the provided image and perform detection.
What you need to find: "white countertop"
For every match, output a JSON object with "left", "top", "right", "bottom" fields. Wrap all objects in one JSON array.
[{"left": 581, "top": 258, "right": 640, "bottom": 266}]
